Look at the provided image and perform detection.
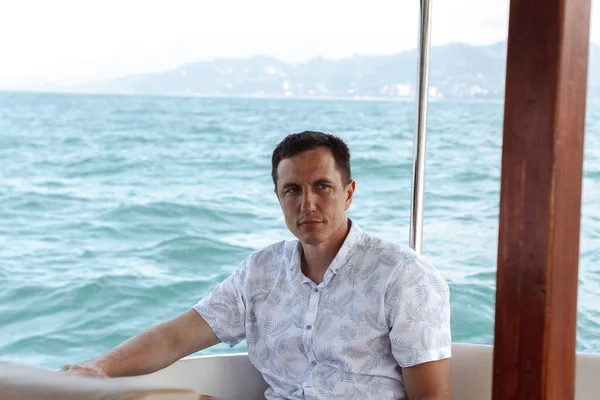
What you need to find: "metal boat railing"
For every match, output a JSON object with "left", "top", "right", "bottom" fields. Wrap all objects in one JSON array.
[{"left": 409, "top": 0, "right": 433, "bottom": 254}]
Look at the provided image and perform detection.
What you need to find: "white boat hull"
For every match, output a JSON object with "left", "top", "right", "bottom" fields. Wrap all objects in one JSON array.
[{"left": 134, "top": 343, "right": 600, "bottom": 399}]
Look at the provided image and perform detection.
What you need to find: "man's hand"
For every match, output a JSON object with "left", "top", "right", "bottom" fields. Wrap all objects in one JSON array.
[{"left": 60, "top": 363, "right": 107, "bottom": 378}]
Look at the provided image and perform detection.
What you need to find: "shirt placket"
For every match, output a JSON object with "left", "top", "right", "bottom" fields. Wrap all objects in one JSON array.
[{"left": 302, "top": 282, "right": 322, "bottom": 390}]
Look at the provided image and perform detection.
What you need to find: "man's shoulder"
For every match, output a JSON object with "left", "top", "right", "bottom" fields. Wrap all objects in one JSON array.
[
  {"left": 355, "top": 231, "right": 417, "bottom": 263},
  {"left": 355, "top": 231, "right": 444, "bottom": 280},
  {"left": 244, "top": 238, "right": 298, "bottom": 270}
]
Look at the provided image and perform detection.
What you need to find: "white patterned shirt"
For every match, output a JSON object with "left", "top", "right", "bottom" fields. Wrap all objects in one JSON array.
[{"left": 194, "top": 219, "right": 451, "bottom": 399}]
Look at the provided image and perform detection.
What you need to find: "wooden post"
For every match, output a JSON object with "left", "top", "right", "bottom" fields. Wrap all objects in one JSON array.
[{"left": 492, "top": 0, "right": 591, "bottom": 399}]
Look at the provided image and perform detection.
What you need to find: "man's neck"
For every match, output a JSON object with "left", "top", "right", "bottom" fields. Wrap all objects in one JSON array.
[{"left": 301, "top": 220, "right": 350, "bottom": 284}]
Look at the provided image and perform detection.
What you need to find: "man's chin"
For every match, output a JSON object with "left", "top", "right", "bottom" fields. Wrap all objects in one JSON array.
[{"left": 299, "top": 234, "right": 323, "bottom": 246}]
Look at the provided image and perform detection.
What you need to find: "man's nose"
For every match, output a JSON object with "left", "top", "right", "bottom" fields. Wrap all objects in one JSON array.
[{"left": 300, "top": 191, "right": 317, "bottom": 212}]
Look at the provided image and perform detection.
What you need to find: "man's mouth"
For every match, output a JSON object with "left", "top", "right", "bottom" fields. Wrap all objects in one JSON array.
[{"left": 299, "top": 220, "right": 321, "bottom": 226}]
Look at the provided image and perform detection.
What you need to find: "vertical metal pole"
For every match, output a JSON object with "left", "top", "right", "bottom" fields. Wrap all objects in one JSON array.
[{"left": 409, "top": 0, "right": 433, "bottom": 254}]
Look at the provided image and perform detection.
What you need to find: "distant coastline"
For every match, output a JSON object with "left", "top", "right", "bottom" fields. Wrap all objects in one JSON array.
[
  {"left": 3, "top": 40, "right": 598, "bottom": 101},
  {"left": 0, "top": 88, "right": 511, "bottom": 103}
]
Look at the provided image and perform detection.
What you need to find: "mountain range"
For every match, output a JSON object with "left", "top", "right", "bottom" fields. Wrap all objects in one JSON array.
[{"left": 75, "top": 41, "right": 600, "bottom": 100}]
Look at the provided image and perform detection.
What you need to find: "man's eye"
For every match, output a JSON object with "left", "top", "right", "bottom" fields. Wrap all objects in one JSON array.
[
  {"left": 317, "top": 184, "right": 329, "bottom": 190},
  {"left": 285, "top": 187, "right": 299, "bottom": 194}
]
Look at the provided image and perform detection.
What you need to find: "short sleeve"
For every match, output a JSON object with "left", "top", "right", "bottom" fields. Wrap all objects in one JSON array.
[
  {"left": 193, "top": 259, "right": 249, "bottom": 347},
  {"left": 385, "top": 253, "right": 451, "bottom": 367}
]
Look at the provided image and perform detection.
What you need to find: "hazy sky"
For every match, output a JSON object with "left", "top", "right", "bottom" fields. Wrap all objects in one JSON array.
[{"left": 0, "top": 0, "right": 598, "bottom": 89}]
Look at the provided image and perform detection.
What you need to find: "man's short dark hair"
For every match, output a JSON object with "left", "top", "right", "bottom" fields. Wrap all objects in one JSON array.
[{"left": 271, "top": 131, "right": 352, "bottom": 188}]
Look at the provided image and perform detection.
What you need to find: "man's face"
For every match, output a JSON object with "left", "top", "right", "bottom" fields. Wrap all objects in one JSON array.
[{"left": 275, "top": 147, "right": 355, "bottom": 246}]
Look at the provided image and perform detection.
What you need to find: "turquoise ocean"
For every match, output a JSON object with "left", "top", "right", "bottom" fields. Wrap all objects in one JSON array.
[{"left": 1, "top": 91, "right": 599, "bottom": 370}]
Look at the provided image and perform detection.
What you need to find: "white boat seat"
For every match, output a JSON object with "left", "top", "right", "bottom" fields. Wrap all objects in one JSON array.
[{"left": 2, "top": 343, "right": 598, "bottom": 399}]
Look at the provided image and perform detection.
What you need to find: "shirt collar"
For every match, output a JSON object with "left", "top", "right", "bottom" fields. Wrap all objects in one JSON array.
[
  {"left": 327, "top": 217, "right": 363, "bottom": 276},
  {"left": 289, "top": 217, "right": 364, "bottom": 280}
]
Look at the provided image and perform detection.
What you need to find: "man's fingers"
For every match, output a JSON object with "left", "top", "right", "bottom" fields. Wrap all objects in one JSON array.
[{"left": 59, "top": 364, "right": 106, "bottom": 377}]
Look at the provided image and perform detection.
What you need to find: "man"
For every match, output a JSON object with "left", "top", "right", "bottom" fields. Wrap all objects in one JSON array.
[{"left": 63, "top": 131, "right": 452, "bottom": 399}]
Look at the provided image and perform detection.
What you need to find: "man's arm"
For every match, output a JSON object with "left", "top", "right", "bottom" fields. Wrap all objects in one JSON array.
[
  {"left": 61, "top": 309, "right": 220, "bottom": 377},
  {"left": 402, "top": 359, "right": 452, "bottom": 400}
]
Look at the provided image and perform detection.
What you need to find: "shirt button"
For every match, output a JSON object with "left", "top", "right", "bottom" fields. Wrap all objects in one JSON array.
[
  {"left": 313, "top": 288, "right": 319, "bottom": 293},
  {"left": 311, "top": 360, "right": 317, "bottom": 366},
  {"left": 306, "top": 325, "right": 312, "bottom": 330}
]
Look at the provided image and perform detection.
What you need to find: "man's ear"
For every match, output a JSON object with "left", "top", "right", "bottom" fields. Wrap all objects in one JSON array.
[{"left": 345, "top": 180, "right": 356, "bottom": 209}]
